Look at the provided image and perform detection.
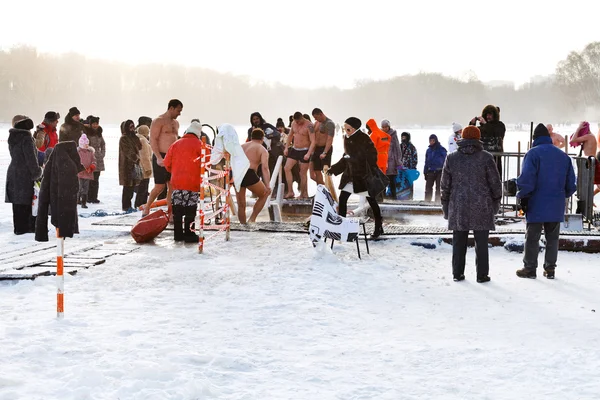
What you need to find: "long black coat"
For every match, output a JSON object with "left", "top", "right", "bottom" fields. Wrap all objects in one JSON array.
[
  {"left": 440, "top": 139, "right": 502, "bottom": 231},
  {"left": 329, "top": 130, "right": 377, "bottom": 193},
  {"left": 119, "top": 132, "right": 142, "bottom": 187},
  {"left": 5, "top": 128, "right": 43, "bottom": 205},
  {"left": 35, "top": 142, "right": 85, "bottom": 241}
]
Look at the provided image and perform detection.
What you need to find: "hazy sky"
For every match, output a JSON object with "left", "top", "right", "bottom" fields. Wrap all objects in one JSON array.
[{"left": 1, "top": 0, "right": 598, "bottom": 89}]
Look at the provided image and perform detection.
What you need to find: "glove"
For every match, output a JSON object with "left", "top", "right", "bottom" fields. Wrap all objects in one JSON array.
[
  {"left": 89, "top": 164, "right": 96, "bottom": 172},
  {"left": 326, "top": 169, "right": 333, "bottom": 176},
  {"left": 517, "top": 197, "right": 528, "bottom": 214}
]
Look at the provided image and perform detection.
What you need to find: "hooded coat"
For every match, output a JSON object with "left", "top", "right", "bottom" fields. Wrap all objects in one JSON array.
[
  {"left": 385, "top": 128, "right": 402, "bottom": 175},
  {"left": 59, "top": 114, "right": 85, "bottom": 143},
  {"left": 424, "top": 134, "right": 447, "bottom": 174},
  {"left": 6, "top": 127, "right": 43, "bottom": 204},
  {"left": 471, "top": 105, "right": 506, "bottom": 153},
  {"left": 84, "top": 125, "right": 106, "bottom": 171},
  {"left": 366, "top": 119, "right": 391, "bottom": 173},
  {"left": 136, "top": 126, "right": 153, "bottom": 179},
  {"left": 516, "top": 135, "right": 577, "bottom": 223},
  {"left": 441, "top": 139, "right": 502, "bottom": 231},
  {"left": 400, "top": 132, "right": 418, "bottom": 170},
  {"left": 119, "top": 123, "right": 143, "bottom": 187},
  {"left": 35, "top": 141, "right": 85, "bottom": 241},
  {"left": 329, "top": 130, "right": 378, "bottom": 193}
]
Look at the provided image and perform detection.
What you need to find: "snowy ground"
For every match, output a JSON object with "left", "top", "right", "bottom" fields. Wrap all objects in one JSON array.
[{"left": 1, "top": 123, "right": 600, "bottom": 399}]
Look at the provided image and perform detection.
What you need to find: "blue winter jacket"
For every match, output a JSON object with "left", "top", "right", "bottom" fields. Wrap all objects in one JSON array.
[
  {"left": 424, "top": 135, "right": 447, "bottom": 174},
  {"left": 516, "top": 136, "right": 577, "bottom": 223}
]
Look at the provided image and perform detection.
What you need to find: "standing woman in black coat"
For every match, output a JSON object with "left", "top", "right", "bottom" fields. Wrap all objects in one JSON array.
[
  {"left": 5, "top": 115, "right": 43, "bottom": 234},
  {"left": 328, "top": 117, "right": 384, "bottom": 238}
]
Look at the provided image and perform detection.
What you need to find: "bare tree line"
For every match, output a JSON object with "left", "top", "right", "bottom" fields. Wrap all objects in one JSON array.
[{"left": 1, "top": 43, "right": 599, "bottom": 126}]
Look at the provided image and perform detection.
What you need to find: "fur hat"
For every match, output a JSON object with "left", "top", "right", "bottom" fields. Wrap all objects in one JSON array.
[
  {"left": 185, "top": 121, "right": 203, "bottom": 138},
  {"left": 69, "top": 107, "right": 81, "bottom": 117},
  {"left": 345, "top": 117, "right": 362, "bottom": 131},
  {"left": 79, "top": 133, "right": 89, "bottom": 147},
  {"left": 533, "top": 123, "right": 550, "bottom": 139},
  {"left": 461, "top": 126, "right": 481, "bottom": 140},
  {"left": 452, "top": 122, "right": 463, "bottom": 133},
  {"left": 89, "top": 116, "right": 100, "bottom": 124},
  {"left": 44, "top": 111, "right": 60, "bottom": 123},
  {"left": 12, "top": 115, "right": 34, "bottom": 130},
  {"left": 137, "top": 125, "right": 150, "bottom": 138}
]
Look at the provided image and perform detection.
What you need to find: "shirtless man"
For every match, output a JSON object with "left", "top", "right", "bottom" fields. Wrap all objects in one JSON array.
[
  {"left": 570, "top": 121, "right": 600, "bottom": 198},
  {"left": 310, "top": 108, "right": 335, "bottom": 185},
  {"left": 283, "top": 111, "right": 315, "bottom": 199},
  {"left": 237, "top": 128, "right": 272, "bottom": 224},
  {"left": 547, "top": 124, "right": 565, "bottom": 148},
  {"left": 142, "top": 99, "right": 183, "bottom": 216}
]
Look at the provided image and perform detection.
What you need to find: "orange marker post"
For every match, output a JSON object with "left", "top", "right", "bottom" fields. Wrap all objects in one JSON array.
[{"left": 56, "top": 228, "right": 64, "bottom": 319}]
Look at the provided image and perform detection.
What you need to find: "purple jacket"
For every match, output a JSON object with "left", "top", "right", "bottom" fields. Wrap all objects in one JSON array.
[{"left": 77, "top": 147, "right": 96, "bottom": 180}]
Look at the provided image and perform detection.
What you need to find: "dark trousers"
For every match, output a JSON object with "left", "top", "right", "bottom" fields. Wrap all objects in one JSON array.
[
  {"left": 494, "top": 156, "right": 502, "bottom": 178},
  {"left": 424, "top": 170, "right": 442, "bottom": 202},
  {"left": 338, "top": 190, "right": 382, "bottom": 223},
  {"left": 88, "top": 171, "right": 101, "bottom": 202},
  {"left": 78, "top": 178, "right": 90, "bottom": 198},
  {"left": 452, "top": 230, "right": 490, "bottom": 278},
  {"left": 135, "top": 178, "right": 150, "bottom": 208},
  {"left": 523, "top": 222, "right": 560, "bottom": 270},
  {"left": 387, "top": 174, "right": 397, "bottom": 199},
  {"left": 122, "top": 186, "right": 135, "bottom": 211},
  {"left": 12, "top": 204, "right": 34, "bottom": 235}
]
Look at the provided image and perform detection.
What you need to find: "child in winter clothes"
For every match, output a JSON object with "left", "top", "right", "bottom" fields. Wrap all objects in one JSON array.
[
  {"left": 163, "top": 121, "right": 207, "bottom": 242},
  {"left": 77, "top": 134, "right": 97, "bottom": 208}
]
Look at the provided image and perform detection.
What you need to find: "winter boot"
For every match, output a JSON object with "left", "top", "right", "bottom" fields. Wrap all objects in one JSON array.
[
  {"left": 516, "top": 268, "right": 537, "bottom": 279},
  {"left": 173, "top": 206, "right": 185, "bottom": 241},
  {"left": 477, "top": 276, "right": 491, "bottom": 283},
  {"left": 543, "top": 268, "right": 555, "bottom": 279},
  {"left": 184, "top": 208, "right": 199, "bottom": 243},
  {"left": 371, "top": 218, "right": 384, "bottom": 239},
  {"left": 453, "top": 274, "right": 465, "bottom": 282},
  {"left": 81, "top": 194, "right": 88, "bottom": 209}
]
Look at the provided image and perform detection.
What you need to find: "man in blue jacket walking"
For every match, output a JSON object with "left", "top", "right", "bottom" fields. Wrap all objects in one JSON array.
[{"left": 516, "top": 124, "right": 577, "bottom": 279}]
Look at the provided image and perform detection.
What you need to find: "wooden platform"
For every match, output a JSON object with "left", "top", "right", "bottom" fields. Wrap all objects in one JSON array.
[{"left": 0, "top": 241, "right": 139, "bottom": 281}]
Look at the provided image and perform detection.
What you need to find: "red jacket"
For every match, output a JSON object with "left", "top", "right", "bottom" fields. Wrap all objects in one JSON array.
[
  {"left": 163, "top": 133, "right": 207, "bottom": 192},
  {"left": 366, "top": 119, "right": 391, "bottom": 173},
  {"left": 36, "top": 123, "right": 59, "bottom": 151}
]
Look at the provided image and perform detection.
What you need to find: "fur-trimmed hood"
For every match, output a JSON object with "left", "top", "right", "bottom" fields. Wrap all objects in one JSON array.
[{"left": 481, "top": 105, "right": 500, "bottom": 122}]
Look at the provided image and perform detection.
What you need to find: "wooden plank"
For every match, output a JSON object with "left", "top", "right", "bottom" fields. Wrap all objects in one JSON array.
[
  {"left": 0, "top": 267, "right": 79, "bottom": 281},
  {"left": 0, "top": 242, "right": 56, "bottom": 263},
  {"left": 0, "top": 243, "right": 102, "bottom": 273}
]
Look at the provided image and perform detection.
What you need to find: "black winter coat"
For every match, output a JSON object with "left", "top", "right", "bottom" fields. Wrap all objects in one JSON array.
[
  {"left": 5, "top": 128, "right": 43, "bottom": 205},
  {"left": 440, "top": 139, "right": 502, "bottom": 231},
  {"left": 470, "top": 105, "right": 506, "bottom": 153},
  {"left": 329, "top": 130, "right": 377, "bottom": 193},
  {"left": 35, "top": 142, "right": 85, "bottom": 241},
  {"left": 59, "top": 114, "right": 84, "bottom": 143}
]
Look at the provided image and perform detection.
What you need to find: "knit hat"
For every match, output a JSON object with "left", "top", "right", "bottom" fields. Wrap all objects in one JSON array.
[
  {"left": 452, "top": 122, "right": 463, "bottom": 133},
  {"left": 533, "top": 123, "right": 550, "bottom": 139},
  {"left": 79, "top": 133, "right": 89, "bottom": 147},
  {"left": 185, "top": 121, "right": 203, "bottom": 138},
  {"left": 137, "top": 125, "right": 150, "bottom": 138},
  {"left": 44, "top": 111, "right": 60, "bottom": 123},
  {"left": 461, "top": 125, "right": 481, "bottom": 140},
  {"left": 401, "top": 132, "right": 411, "bottom": 141},
  {"left": 381, "top": 119, "right": 391, "bottom": 128},
  {"left": 69, "top": 107, "right": 81, "bottom": 117},
  {"left": 345, "top": 117, "right": 362, "bottom": 131}
]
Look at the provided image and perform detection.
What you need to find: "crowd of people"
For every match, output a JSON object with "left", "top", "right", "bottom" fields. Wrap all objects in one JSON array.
[{"left": 4, "top": 100, "right": 600, "bottom": 276}]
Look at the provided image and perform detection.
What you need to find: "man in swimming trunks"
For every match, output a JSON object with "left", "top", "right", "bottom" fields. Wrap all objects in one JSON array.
[
  {"left": 237, "top": 128, "right": 272, "bottom": 224},
  {"left": 547, "top": 124, "right": 565, "bottom": 148},
  {"left": 142, "top": 99, "right": 183, "bottom": 217},
  {"left": 310, "top": 108, "right": 335, "bottom": 186},
  {"left": 283, "top": 111, "right": 315, "bottom": 199}
]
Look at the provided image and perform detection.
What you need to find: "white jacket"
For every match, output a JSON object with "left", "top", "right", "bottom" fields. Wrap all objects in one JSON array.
[
  {"left": 448, "top": 133, "right": 461, "bottom": 153},
  {"left": 210, "top": 124, "right": 250, "bottom": 191}
]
